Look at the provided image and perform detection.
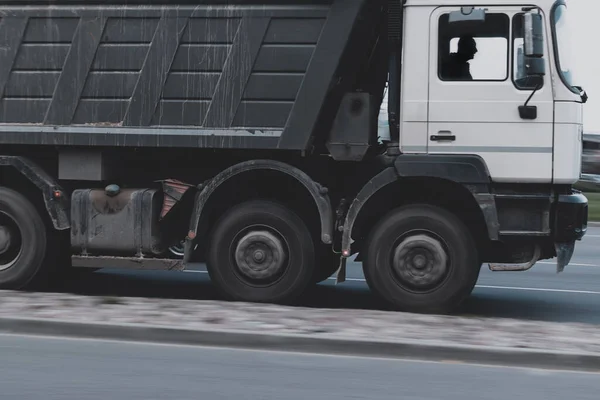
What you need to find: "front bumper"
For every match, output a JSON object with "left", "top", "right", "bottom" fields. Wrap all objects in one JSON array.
[{"left": 553, "top": 190, "right": 588, "bottom": 272}]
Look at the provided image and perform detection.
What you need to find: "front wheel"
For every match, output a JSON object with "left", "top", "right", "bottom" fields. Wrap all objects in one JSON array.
[
  {"left": 363, "top": 204, "right": 479, "bottom": 314},
  {"left": 207, "top": 200, "right": 315, "bottom": 304}
]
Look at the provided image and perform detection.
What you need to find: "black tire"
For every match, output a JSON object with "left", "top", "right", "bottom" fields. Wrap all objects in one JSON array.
[
  {"left": 0, "top": 187, "right": 47, "bottom": 289},
  {"left": 363, "top": 204, "right": 479, "bottom": 314},
  {"left": 207, "top": 199, "right": 315, "bottom": 304}
]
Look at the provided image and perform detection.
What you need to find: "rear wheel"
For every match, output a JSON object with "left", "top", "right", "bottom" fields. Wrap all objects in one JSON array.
[
  {"left": 207, "top": 200, "right": 315, "bottom": 304},
  {"left": 363, "top": 204, "right": 479, "bottom": 314},
  {"left": 0, "top": 187, "right": 47, "bottom": 289}
]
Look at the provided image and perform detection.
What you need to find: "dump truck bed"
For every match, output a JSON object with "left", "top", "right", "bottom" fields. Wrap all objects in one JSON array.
[{"left": 0, "top": 0, "right": 385, "bottom": 151}]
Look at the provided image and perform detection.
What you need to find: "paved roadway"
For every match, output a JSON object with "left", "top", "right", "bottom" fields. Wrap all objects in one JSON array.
[
  {"left": 1, "top": 334, "right": 599, "bottom": 400},
  {"left": 6, "top": 231, "right": 599, "bottom": 399},
  {"left": 54, "top": 227, "right": 600, "bottom": 324}
]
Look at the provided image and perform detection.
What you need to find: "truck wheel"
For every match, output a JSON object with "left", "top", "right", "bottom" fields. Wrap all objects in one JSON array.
[
  {"left": 207, "top": 200, "right": 315, "bottom": 304},
  {"left": 0, "top": 187, "right": 47, "bottom": 289},
  {"left": 363, "top": 204, "right": 479, "bottom": 314}
]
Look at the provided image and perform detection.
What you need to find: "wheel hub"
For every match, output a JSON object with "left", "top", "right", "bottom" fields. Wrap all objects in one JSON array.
[
  {"left": 392, "top": 234, "right": 449, "bottom": 290},
  {"left": 0, "top": 225, "right": 11, "bottom": 255},
  {"left": 234, "top": 230, "right": 286, "bottom": 281},
  {"left": 253, "top": 250, "right": 266, "bottom": 262}
]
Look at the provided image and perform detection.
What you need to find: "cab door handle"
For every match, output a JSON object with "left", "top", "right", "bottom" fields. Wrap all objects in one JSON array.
[{"left": 430, "top": 131, "right": 456, "bottom": 141}]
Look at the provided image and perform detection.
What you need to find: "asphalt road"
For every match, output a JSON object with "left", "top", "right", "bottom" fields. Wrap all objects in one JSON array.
[
  {"left": 51, "top": 227, "right": 600, "bottom": 324},
  {"left": 1, "top": 334, "right": 598, "bottom": 400}
]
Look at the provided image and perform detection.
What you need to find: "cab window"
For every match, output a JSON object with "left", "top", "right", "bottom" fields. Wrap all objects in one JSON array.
[{"left": 438, "top": 13, "right": 510, "bottom": 82}]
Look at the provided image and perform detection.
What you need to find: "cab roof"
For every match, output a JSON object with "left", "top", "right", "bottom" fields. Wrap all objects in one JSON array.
[{"left": 405, "top": 0, "right": 560, "bottom": 9}]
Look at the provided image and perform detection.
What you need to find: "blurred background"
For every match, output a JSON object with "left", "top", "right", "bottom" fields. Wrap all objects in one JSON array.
[{"left": 578, "top": 132, "right": 600, "bottom": 221}]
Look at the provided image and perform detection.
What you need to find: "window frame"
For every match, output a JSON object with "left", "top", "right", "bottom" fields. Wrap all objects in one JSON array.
[{"left": 550, "top": 0, "right": 579, "bottom": 95}]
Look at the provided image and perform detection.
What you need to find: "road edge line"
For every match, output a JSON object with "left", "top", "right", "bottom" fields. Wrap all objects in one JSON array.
[{"left": 0, "top": 317, "right": 599, "bottom": 372}]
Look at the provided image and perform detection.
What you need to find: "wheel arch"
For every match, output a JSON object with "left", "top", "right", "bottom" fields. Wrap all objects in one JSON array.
[
  {"left": 341, "top": 155, "right": 500, "bottom": 258},
  {"left": 184, "top": 159, "right": 334, "bottom": 263}
]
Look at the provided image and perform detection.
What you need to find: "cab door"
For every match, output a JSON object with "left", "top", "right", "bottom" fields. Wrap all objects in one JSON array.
[{"left": 427, "top": 7, "right": 554, "bottom": 183}]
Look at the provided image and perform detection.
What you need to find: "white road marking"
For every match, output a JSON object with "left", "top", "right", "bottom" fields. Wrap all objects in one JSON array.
[
  {"left": 474, "top": 285, "right": 600, "bottom": 295},
  {"left": 183, "top": 261, "right": 600, "bottom": 273},
  {"left": 538, "top": 261, "right": 599, "bottom": 267},
  {"left": 182, "top": 270, "right": 600, "bottom": 294},
  {"left": 329, "top": 277, "right": 365, "bottom": 282}
]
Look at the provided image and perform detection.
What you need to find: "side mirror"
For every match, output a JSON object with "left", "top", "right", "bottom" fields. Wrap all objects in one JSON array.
[
  {"left": 523, "top": 12, "right": 544, "bottom": 57},
  {"left": 518, "top": 11, "right": 546, "bottom": 120},
  {"left": 448, "top": 7, "right": 486, "bottom": 24},
  {"left": 523, "top": 56, "right": 546, "bottom": 77},
  {"left": 522, "top": 12, "right": 545, "bottom": 77}
]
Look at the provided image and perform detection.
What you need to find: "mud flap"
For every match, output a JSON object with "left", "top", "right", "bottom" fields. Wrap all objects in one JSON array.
[
  {"left": 555, "top": 241, "right": 575, "bottom": 274},
  {"left": 335, "top": 256, "right": 347, "bottom": 284}
]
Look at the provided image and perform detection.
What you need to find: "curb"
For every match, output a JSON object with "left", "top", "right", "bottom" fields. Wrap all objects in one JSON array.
[
  {"left": 588, "top": 221, "right": 600, "bottom": 227},
  {"left": 0, "top": 317, "right": 599, "bottom": 372}
]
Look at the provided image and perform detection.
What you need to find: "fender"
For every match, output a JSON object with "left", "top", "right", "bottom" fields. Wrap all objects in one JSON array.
[
  {"left": 340, "top": 155, "right": 500, "bottom": 257},
  {"left": 0, "top": 156, "right": 70, "bottom": 230},
  {"left": 340, "top": 167, "right": 397, "bottom": 257},
  {"left": 394, "top": 154, "right": 491, "bottom": 184},
  {"left": 184, "top": 159, "right": 334, "bottom": 263}
]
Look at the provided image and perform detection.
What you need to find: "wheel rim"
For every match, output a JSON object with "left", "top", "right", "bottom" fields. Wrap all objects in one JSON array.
[
  {"left": 169, "top": 239, "right": 200, "bottom": 259},
  {"left": 169, "top": 241, "right": 185, "bottom": 258},
  {"left": 390, "top": 230, "right": 451, "bottom": 293},
  {"left": 0, "top": 211, "right": 22, "bottom": 272},
  {"left": 231, "top": 225, "right": 289, "bottom": 286}
]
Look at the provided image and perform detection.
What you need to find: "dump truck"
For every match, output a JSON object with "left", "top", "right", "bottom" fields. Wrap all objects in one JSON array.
[{"left": 0, "top": 0, "right": 588, "bottom": 313}]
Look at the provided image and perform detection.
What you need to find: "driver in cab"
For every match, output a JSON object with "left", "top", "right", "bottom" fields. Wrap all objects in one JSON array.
[{"left": 441, "top": 35, "right": 478, "bottom": 81}]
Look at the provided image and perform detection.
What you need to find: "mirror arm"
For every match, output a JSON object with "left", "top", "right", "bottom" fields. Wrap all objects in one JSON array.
[
  {"left": 524, "top": 82, "right": 542, "bottom": 107},
  {"left": 519, "top": 82, "right": 543, "bottom": 120}
]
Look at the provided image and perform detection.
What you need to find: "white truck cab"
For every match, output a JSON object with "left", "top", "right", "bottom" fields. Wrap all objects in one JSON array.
[{"left": 400, "top": 0, "right": 586, "bottom": 184}]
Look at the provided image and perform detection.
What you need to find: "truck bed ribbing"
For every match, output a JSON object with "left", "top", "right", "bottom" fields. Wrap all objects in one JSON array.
[{"left": 0, "top": 0, "right": 386, "bottom": 152}]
